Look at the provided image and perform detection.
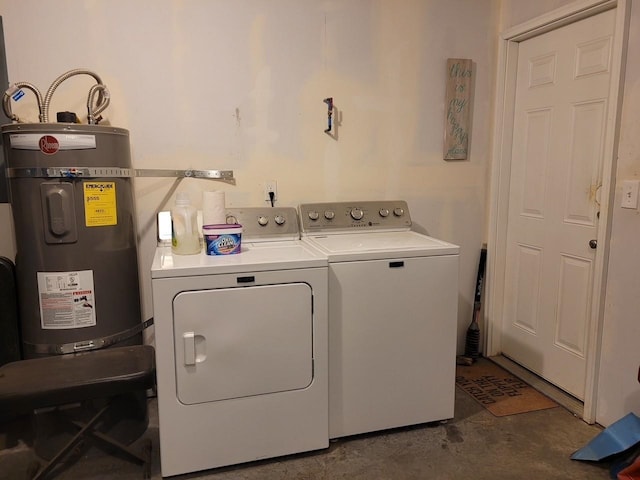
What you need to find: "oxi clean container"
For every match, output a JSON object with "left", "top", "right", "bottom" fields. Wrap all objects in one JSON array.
[{"left": 203, "top": 224, "right": 242, "bottom": 255}]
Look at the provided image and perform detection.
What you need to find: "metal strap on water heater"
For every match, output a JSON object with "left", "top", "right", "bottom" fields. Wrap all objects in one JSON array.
[
  {"left": 23, "top": 317, "right": 155, "bottom": 355},
  {"left": 7, "top": 167, "right": 235, "bottom": 183}
]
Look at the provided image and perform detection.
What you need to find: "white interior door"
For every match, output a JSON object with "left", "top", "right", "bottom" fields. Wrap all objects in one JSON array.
[{"left": 501, "top": 9, "right": 615, "bottom": 400}]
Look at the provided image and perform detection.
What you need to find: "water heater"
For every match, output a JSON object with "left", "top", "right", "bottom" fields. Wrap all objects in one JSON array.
[{"left": 2, "top": 123, "right": 142, "bottom": 357}]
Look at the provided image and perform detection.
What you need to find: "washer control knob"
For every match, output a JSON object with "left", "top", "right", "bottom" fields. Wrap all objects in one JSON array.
[
  {"left": 350, "top": 208, "right": 364, "bottom": 220},
  {"left": 324, "top": 210, "right": 335, "bottom": 220},
  {"left": 258, "top": 215, "right": 269, "bottom": 226},
  {"left": 274, "top": 215, "right": 286, "bottom": 225},
  {"left": 393, "top": 207, "right": 405, "bottom": 217},
  {"left": 379, "top": 208, "right": 390, "bottom": 217},
  {"left": 308, "top": 211, "right": 319, "bottom": 221},
  {"left": 226, "top": 215, "right": 237, "bottom": 224}
]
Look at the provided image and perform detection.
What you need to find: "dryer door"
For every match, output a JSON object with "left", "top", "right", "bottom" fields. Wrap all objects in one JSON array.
[{"left": 173, "top": 282, "right": 313, "bottom": 405}]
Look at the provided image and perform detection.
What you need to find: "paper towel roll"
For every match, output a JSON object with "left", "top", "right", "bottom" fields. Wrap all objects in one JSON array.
[{"left": 202, "top": 190, "right": 226, "bottom": 225}]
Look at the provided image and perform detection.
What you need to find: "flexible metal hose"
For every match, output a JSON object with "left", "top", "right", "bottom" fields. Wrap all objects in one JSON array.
[
  {"left": 87, "top": 83, "right": 110, "bottom": 124},
  {"left": 42, "top": 69, "right": 106, "bottom": 123},
  {"left": 2, "top": 81, "right": 44, "bottom": 122}
]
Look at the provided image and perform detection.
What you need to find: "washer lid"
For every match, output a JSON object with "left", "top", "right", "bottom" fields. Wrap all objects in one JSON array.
[
  {"left": 151, "top": 241, "right": 327, "bottom": 278},
  {"left": 303, "top": 230, "right": 459, "bottom": 261}
]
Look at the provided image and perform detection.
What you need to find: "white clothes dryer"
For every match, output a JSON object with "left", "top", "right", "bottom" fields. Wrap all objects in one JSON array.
[
  {"left": 151, "top": 207, "right": 328, "bottom": 477},
  {"left": 299, "top": 201, "right": 459, "bottom": 439}
]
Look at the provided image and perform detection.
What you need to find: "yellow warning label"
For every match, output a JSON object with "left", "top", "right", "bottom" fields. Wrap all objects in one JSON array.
[{"left": 83, "top": 182, "right": 117, "bottom": 227}]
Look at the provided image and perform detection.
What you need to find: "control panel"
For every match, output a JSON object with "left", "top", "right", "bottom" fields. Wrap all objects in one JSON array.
[
  {"left": 299, "top": 201, "right": 411, "bottom": 233},
  {"left": 226, "top": 207, "right": 299, "bottom": 239},
  {"left": 156, "top": 207, "right": 300, "bottom": 244}
]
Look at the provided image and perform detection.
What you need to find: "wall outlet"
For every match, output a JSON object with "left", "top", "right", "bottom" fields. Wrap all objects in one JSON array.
[
  {"left": 621, "top": 180, "right": 639, "bottom": 209},
  {"left": 264, "top": 180, "right": 277, "bottom": 203}
]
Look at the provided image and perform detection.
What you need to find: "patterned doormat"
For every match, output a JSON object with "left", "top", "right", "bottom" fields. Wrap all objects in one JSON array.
[{"left": 456, "top": 358, "right": 558, "bottom": 417}]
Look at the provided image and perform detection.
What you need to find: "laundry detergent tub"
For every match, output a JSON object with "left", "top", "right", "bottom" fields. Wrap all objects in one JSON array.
[{"left": 203, "top": 224, "right": 242, "bottom": 255}]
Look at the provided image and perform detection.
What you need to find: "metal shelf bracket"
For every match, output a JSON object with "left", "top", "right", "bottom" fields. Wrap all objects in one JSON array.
[{"left": 8, "top": 167, "right": 235, "bottom": 184}]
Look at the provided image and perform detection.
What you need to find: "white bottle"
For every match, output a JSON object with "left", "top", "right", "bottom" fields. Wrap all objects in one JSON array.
[{"left": 171, "top": 192, "right": 201, "bottom": 255}]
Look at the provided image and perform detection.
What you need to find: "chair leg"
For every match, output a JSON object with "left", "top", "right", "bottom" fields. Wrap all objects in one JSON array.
[
  {"left": 68, "top": 422, "right": 153, "bottom": 479},
  {"left": 31, "top": 404, "right": 109, "bottom": 480},
  {"left": 68, "top": 418, "right": 148, "bottom": 464},
  {"left": 66, "top": 402, "right": 152, "bottom": 479},
  {"left": 29, "top": 397, "right": 152, "bottom": 479},
  {"left": 141, "top": 438, "right": 153, "bottom": 479}
]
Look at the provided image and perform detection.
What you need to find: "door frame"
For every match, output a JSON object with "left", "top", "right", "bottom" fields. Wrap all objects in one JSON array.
[{"left": 485, "top": 0, "right": 630, "bottom": 424}]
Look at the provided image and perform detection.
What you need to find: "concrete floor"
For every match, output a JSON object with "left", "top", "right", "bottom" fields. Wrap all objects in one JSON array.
[{"left": 0, "top": 385, "right": 611, "bottom": 480}]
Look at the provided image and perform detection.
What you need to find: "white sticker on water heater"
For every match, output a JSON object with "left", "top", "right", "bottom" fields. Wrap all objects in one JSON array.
[
  {"left": 10, "top": 133, "right": 97, "bottom": 151},
  {"left": 37, "top": 270, "right": 97, "bottom": 329}
]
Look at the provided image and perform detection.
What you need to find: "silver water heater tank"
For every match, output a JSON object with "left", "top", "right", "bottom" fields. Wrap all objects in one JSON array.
[{"left": 2, "top": 123, "right": 142, "bottom": 357}]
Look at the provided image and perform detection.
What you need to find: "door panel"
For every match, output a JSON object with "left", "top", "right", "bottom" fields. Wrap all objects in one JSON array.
[
  {"left": 555, "top": 254, "right": 591, "bottom": 356},
  {"left": 173, "top": 283, "right": 313, "bottom": 405},
  {"left": 502, "top": 9, "right": 614, "bottom": 399},
  {"left": 328, "top": 255, "right": 458, "bottom": 438},
  {"left": 565, "top": 100, "right": 606, "bottom": 225},
  {"left": 521, "top": 108, "right": 551, "bottom": 218},
  {"left": 512, "top": 244, "right": 542, "bottom": 334}
]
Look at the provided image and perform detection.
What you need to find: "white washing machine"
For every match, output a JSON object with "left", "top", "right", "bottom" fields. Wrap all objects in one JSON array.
[
  {"left": 151, "top": 207, "right": 328, "bottom": 477},
  {"left": 299, "top": 200, "right": 459, "bottom": 439}
]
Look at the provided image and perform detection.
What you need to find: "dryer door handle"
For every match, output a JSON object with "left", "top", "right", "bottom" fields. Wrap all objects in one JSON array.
[{"left": 183, "top": 332, "right": 196, "bottom": 366}]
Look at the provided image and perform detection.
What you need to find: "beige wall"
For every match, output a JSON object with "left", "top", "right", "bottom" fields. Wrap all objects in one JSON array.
[
  {"left": 499, "top": 0, "right": 575, "bottom": 28},
  {"left": 0, "top": 1, "right": 500, "bottom": 353}
]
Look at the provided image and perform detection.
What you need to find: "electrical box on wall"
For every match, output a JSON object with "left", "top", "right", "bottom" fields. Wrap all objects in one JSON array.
[
  {"left": 621, "top": 180, "right": 639, "bottom": 209},
  {"left": 0, "top": 18, "right": 10, "bottom": 203}
]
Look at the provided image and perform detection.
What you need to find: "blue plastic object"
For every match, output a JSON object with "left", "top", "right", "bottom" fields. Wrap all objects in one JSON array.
[{"left": 571, "top": 412, "right": 640, "bottom": 462}]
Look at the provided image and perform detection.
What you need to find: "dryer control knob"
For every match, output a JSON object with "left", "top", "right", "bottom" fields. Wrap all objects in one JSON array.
[
  {"left": 274, "top": 215, "right": 286, "bottom": 225},
  {"left": 258, "top": 215, "right": 269, "bottom": 226},
  {"left": 350, "top": 208, "right": 364, "bottom": 220},
  {"left": 324, "top": 210, "right": 335, "bottom": 220},
  {"left": 226, "top": 215, "right": 238, "bottom": 224},
  {"left": 393, "top": 207, "right": 405, "bottom": 217},
  {"left": 379, "top": 208, "right": 389, "bottom": 217},
  {"left": 308, "top": 211, "right": 319, "bottom": 221}
]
